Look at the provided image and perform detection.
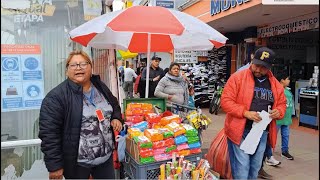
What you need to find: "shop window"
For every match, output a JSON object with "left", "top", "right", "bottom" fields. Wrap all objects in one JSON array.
[{"left": 1, "top": 0, "right": 89, "bottom": 178}]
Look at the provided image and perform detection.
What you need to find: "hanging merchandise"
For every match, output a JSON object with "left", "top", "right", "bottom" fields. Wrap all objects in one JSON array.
[{"left": 181, "top": 47, "right": 227, "bottom": 107}]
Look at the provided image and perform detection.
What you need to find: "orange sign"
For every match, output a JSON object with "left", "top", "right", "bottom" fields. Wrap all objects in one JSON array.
[{"left": 1, "top": 44, "right": 41, "bottom": 54}]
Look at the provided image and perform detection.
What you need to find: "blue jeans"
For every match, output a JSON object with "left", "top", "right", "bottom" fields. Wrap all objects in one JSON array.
[
  {"left": 277, "top": 125, "right": 290, "bottom": 153},
  {"left": 265, "top": 143, "right": 273, "bottom": 159},
  {"left": 227, "top": 129, "right": 268, "bottom": 179}
]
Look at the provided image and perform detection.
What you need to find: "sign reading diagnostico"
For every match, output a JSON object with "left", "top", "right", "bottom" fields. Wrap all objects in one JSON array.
[{"left": 257, "top": 12, "right": 319, "bottom": 38}]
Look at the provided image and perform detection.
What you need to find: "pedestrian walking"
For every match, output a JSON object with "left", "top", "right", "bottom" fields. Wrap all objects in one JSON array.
[
  {"left": 123, "top": 63, "right": 137, "bottom": 98},
  {"left": 38, "top": 50, "right": 123, "bottom": 179},
  {"left": 276, "top": 71, "right": 295, "bottom": 160},
  {"left": 237, "top": 49, "right": 281, "bottom": 179},
  {"left": 221, "top": 47, "right": 287, "bottom": 179}
]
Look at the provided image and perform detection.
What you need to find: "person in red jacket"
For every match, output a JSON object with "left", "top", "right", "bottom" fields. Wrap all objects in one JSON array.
[{"left": 221, "top": 47, "right": 286, "bottom": 179}]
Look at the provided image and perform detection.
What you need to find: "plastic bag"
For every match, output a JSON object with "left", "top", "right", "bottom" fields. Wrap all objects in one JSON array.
[
  {"left": 206, "top": 128, "right": 232, "bottom": 179},
  {"left": 116, "top": 134, "right": 127, "bottom": 162},
  {"left": 188, "top": 142, "right": 201, "bottom": 149},
  {"left": 182, "top": 124, "right": 198, "bottom": 137},
  {"left": 174, "top": 135, "right": 187, "bottom": 145},
  {"left": 187, "top": 136, "right": 200, "bottom": 144}
]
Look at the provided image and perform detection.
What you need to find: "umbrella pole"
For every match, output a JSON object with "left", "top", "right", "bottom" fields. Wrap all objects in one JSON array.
[{"left": 145, "top": 33, "right": 151, "bottom": 98}]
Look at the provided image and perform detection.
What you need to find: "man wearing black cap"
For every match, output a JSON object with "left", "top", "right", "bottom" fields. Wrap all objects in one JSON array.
[
  {"left": 141, "top": 56, "right": 165, "bottom": 98},
  {"left": 220, "top": 47, "right": 287, "bottom": 179}
]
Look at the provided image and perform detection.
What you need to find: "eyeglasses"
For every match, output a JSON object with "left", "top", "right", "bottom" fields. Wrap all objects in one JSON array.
[{"left": 68, "top": 62, "right": 90, "bottom": 70}]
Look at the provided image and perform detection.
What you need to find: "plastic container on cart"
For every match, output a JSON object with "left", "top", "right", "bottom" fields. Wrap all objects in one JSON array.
[{"left": 123, "top": 150, "right": 202, "bottom": 179}]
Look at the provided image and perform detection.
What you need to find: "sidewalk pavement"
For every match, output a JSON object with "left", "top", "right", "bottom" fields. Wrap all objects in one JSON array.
[{"left": 200, "top": 108, "right": 319, "bottom": 180}]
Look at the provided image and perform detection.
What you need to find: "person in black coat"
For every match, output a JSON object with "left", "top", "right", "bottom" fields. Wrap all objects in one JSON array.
[
  {"left": 38, "top": 50, "right": 123, "bottom": 179},
  {"left": 141, "top": 56, "right": 165, "bottom": 98}
]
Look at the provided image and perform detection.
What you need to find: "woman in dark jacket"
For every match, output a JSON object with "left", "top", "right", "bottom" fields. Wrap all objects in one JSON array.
[{"left": 39, "top": 50, "right": 123, "bottom": 179}]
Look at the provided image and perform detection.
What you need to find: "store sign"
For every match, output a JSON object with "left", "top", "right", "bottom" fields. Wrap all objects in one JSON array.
[
  {"left": 1, "top": 45, "right": 44, "bottom": 112},
  {"left": 156, "top": 0, "right": 174, "bottom": 9},
  {"left": 83, "top": 0, "right": 102, "bottom": 21},
  {"left": 1, "top": 0, "right": 55, "bottom": 16},
  {"left": 174, "top": 50, "right": 207, "bottom": 64},
  {"left": 262, "top": 0, "right": 319, "bottom": 5},
  {"left": 211, "top": 0, "right": 250, "bottom": 16},
  {"left": 257, "top": 12, "right": 319, "bottom": 38},
  {"left": 268, "top": 37, "right": 314, "bottom": 50},
  {"left": 1, "top": 0, "right": 55, "bottom": 23}
]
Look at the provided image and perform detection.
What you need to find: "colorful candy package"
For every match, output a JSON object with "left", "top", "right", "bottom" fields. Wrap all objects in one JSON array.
[
  {"left": 182, "top": 124, "right": 198, "bottom": 137},
  {"left": 133, "top": 135, "right": 153, "bottom": 149},
  {"left": 140, "top": 156, "right": 155, "bottom": 164},
  {"left": 187, "top": 136, "right": 200, "bottom": 144},
  {"left": 174, "top": 135, "right": 187, "bottom": 145},
  {"left": 154, "top": 153, "right": 171, "bottom": 162},
  {"left": 158, "top": 128, "right": 174, "bottom": 139},
  {"left": 188, "top": 142, "right": 201, "bottom": 149},
  {"left": 177, "top": 143, "right": 189, "bottom": 151},
  {"left": 145, "top": 113, "right": 162, "bottom": 123},
  {"left": 144, "top": 129, "right": 164, "bottom": 142},
  {"left": 139, "top": 148, "right": 154, "bottom": 158},
  {"left": 128, "top": 128, "right": 142, "bottom": 139},
  {"left": 165, "top": 122, "right": 186, "bottom": 137},
  {"left": 160, "top": 115, "right": 181, "bottom": 126},
  {"left": 132, "top": 121, "right": 148, "bottom": 132}
]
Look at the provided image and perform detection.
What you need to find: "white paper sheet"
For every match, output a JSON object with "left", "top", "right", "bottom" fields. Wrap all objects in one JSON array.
[{"left": 240, "top": 110, "right": 272, "bottom": 155}]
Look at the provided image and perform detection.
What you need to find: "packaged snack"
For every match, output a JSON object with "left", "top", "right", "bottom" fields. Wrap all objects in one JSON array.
[
  {"left": 153, "top": 147, "right": 166, "bottom": 155},
  {"left": 132, "top": 121, "right": 148, "bottom": 132},
  {"left": 182, "top": 124, "right": 198, "bottom": 137},
  {"left": 139, "top": 148, "right": 153, "bottom": 158},
  {"left": 153, "top": 138, "right": 174, "bottom": 149},
  {"left": 143, "top": 109, "right": 154, "bottom": 116},
  {"left": 165, "top": 145, "right": 177, "bottom": 153},
  {"left": 141, "top": 103, "right": 153, "bottom": 110},
  {"left": 190, "top": 148, "right": 202, "bottom": 154},
  {"left": 178, "top": 149, "right": 191, "bottom": 156},
  {"left": 154, "top": 153, "right": 171, "bottom": 162},
  {"left": 133, "top": 135, "right": 152, "bottom": 149},
  {"left": 187, "top": 136, "right": 200, "bottom": 144},
  {"left": 174, "top": 135, "right": 187, "bottom": 145},
  {"left": 168, "top": 149, "right": 178, "bottom": 156},
  {"left": 158, "top": 128, "right": 174, "bottom": 139},
  {"left": 160, "top": 115, "right": 181, "bottom": 126},
  {"left": 160, "top": 164, "right": 165, "bottom": 180},
  {"left": 127, "top": 103, "right": 142, "bottom": 110},
  {"left": 177, "top": 143, "right": 189, "bottom": 151},
  {"left": 126, "top": 115, "right": 144, "bottom": 124},
  {"left": 144, "top": 129, "right": 164, "bottom": 142},
  {"left": 165, "top": 122, "right": 186, "bottom": 137},
  {"left": 132, "top": 108, "right": 143, "bottom": 116},
  {"left": 152, "top": 123, "right": 163, "bottom": 129},
  {"left": 145, "top": 113, "right": 162, "bottom": 123},
  {"left": 188, "top": 142, "right": 201, "bottom": 149},
  {"left": 128, "top": 128, "right": 142, "bottom": 139},
  {"left": 126, "top": 109, "right": 133, "bottom": 116},
  {"left": 140, "top": 156, "right": 155, "bottom": 164}
]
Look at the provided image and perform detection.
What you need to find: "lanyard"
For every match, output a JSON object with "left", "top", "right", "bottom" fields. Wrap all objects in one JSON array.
[{"left": 84, "top": 86, "right": 96, "bottom": 107}]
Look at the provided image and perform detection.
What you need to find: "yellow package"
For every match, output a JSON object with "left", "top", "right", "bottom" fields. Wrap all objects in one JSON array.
[
  {"left": 128, "top": 128, "right": 142, "bottom": 139},
  {"left": 160, "top": 115, "right": 181, "bottom": 126},
  {"left": 160, "top": 164, "right": 165, "bottom": 180},
  {"left": 144, "top": 129, "right": 164, "bottom": 142},
  {"left": 165, "top": 122, "right": 186, "bottom": 137}
]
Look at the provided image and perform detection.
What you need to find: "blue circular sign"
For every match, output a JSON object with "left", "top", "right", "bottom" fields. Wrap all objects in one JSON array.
[
  {"left": 27, "top": 85, "right": 40, "bottom": 98},
  {"left": 2, "top": 57, "right": 19, "bottom": 71},
  {"left": 24, "top": 57, "right": 39, "bottom": 70}
]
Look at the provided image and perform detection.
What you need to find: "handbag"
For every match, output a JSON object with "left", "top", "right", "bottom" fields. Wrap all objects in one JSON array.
[{"left": 206, "top": 128, "right": 232, "bottom": 179}]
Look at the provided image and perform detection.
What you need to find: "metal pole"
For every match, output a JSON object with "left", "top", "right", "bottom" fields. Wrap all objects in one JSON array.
[{"left": 145, "top": 33, "right": 151, "bottom": 98}]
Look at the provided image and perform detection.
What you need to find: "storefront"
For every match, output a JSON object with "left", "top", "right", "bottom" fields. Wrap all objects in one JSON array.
[
  {"left": 182, "top": 0, "right": 319, "bottom": 74},
  {"left": 1, "top": 0, "right": 117, "bottom": 178}
]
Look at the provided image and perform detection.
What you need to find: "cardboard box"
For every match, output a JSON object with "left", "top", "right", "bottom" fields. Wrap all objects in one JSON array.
[{"left": 125, "top": 137, "right": 140, "bottom": 163}]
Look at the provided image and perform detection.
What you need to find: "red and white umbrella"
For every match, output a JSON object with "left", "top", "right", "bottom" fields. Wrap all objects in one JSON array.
[{"left": 69, "top": 6, "right": 228, "bottom": 97}]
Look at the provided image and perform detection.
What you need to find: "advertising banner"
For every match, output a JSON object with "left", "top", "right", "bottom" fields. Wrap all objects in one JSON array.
[
  {"left": 257, "top": 12, "right": 319, "bottom": 38},
  {"left": 1, "top": 44, "right": 44, "bottom": 112}
]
